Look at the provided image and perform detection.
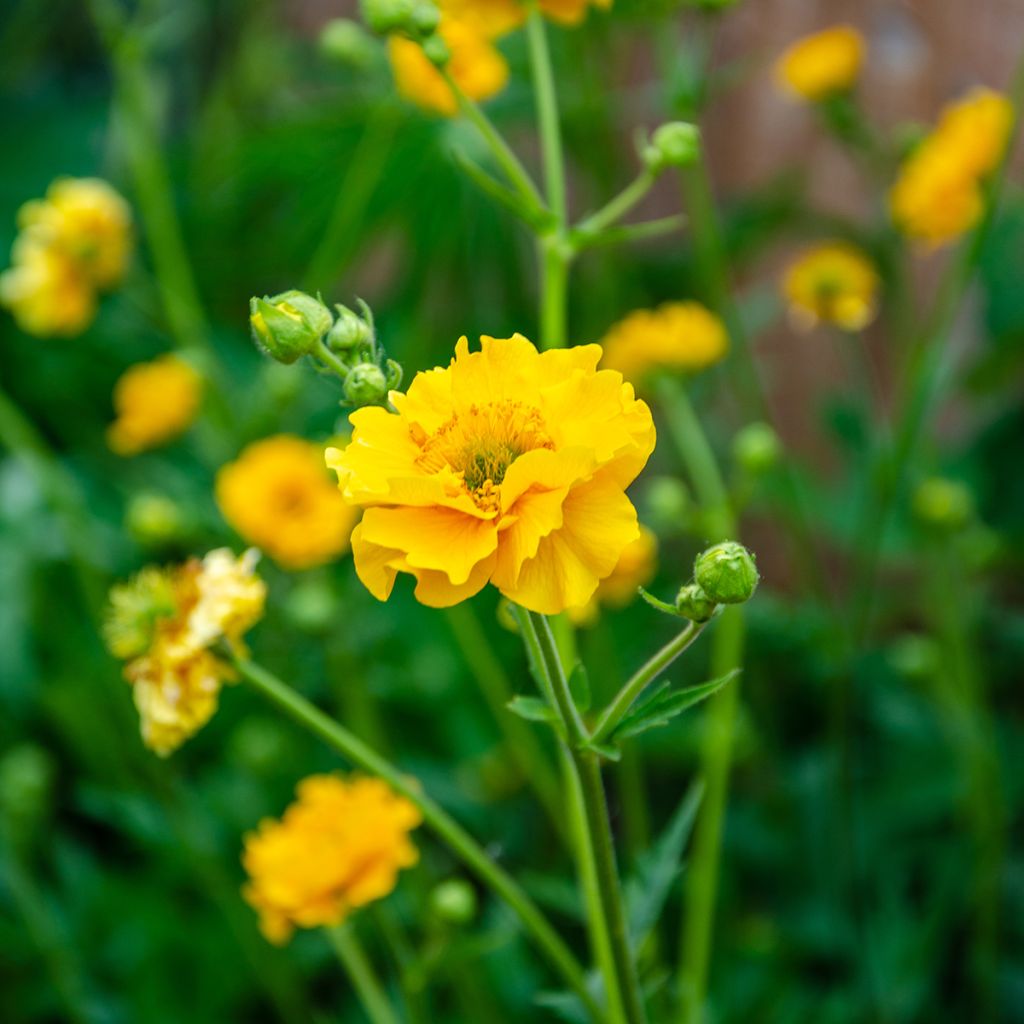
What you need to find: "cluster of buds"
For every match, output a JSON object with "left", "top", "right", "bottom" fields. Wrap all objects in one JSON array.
[
  {"left": 249, "top": 290, "right": 402, "bottom": 408},
  {"left": 641, "top": 540, "right": 759, "bottom": 623},
  {"left": 360, "top": 0, "right": 442, "bottom": 52}
]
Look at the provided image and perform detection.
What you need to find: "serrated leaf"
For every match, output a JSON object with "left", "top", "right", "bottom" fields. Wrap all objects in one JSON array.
[
  {"left": 625, "top": 780, "right": 704, "bottom": 945},
  {"left": 612, "top": 669, "right": 740, "bottom": 742},
  {"left": 506, "top": 695, "right": 557, "bottom": 723},
  {"left": 568, "top": 662, "right": 591, "bottom": 712}
]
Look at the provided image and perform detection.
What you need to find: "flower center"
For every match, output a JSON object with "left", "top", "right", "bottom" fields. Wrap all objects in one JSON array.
[{"left": 414, "top": 400, "right": 553, "bottom": 506}]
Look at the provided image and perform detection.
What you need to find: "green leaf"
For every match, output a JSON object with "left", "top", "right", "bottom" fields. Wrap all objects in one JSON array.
[
  {"left": 568, "top": 662, "right": 591, "bottom": 712},
  {"left": 580, "top": 740, "right": 621, "bottom": 763},
  {"left": 625, "top": 780, "right": 705, "bottom": 945},
  {"left": 612, "top": 669, "right": 740, "bottom": 742},
  {"left": 506, "top": 695, "right": 557, "bottom": 723}
]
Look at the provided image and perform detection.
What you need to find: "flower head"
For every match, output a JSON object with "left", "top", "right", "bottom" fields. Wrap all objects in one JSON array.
[
  {"left": 774, "top": 25, "right": 865, "bottom": 102},
  {"left": 782, "top": 242, "right": 879, "bottom": 331},
  {"left": 327, "top": 335, "right": 655, "bottom": 614},
  {"left": 216, "top": 436, "right": 359, "bottom": 570},
  {"left": 0, "top": 236, "right": 95, "bottom": 337},
  {"left": 242, "top": 774, "right": 421, "bottom": 944},
  {"left": 599, "top": 302, "right": 728, "bottom": 383},
  {"left": 105, "top": 550, "right": 265, "bottom": 755},
  {"left": 107, "top": 355, "right": 203, "bottom": 456}
]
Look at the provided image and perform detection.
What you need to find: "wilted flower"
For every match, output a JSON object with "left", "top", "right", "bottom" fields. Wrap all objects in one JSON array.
[
  {"left": 216, "top": 436, "right": 358, "bottom": 570},
  {"left": 774, "top": 25, "right": 865, "bottom": 102},
  {"left": 242, "top": 774, "right": 421, "bottom": 944},
  {"left": 107, "top": 355, "right": 203, "bottom": 456},
  {"left": 104, "top": 550, "right": 265, "bottom": 755},
  {"left": 327, "top": 334, "right": 655, "bottom": 613},
  {"left": 782, "top": 243, "right": 879, "bottom": 331},
  {"left": 600, "top": 302, "right": 728, "bottom": 383}
]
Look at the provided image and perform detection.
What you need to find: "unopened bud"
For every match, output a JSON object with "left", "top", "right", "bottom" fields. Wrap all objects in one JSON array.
[
  {"left": 344, "top": 362, "right": 389, "bottom": 406},
  {"left": 360, "top": 0, "right": 417, "bottom": 35},
  {"left": 410, "top": 1, "right": 442, "bottom": 37},
  {"left": 693, "top": 541, "right": 758, "bottom": 604},
  {"left": 250, "top": 290, "right": 332, "bottom": 364},
  {"left": 644, "top": 122, "right": 701, "bottom": 172},
  {"left": 733, "top": 422, "right": 781, "bottom": 475},
  {"left": 430, "top": 879, "right": 477, "bottom": 924},
  {"left": 319, "top": 19, "right": 380, "bottom": 70},
  {"left": 675, "top": 582, "right": 716, "bottom": 622},
  {"left": 421, "top": 32, "right": 449, "bottom": 67},
  {"left": 912, "top": 477, "right": 973, "bottom": 533},
  {"left": 126, "top": 492, "right": 184, "bottom": 547},
  {"left": 327, "top": 304, "right": 374, "bottom": 352}
]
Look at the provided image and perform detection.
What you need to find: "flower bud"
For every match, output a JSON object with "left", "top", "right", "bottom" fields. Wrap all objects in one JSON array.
[
  {"left": 344, "top": 362, "right": 389, "bottom": 406},
  {"left": 319, "top": 19, "right": 380, "bottom": 70},
  {"left": 250, "top": 290, "right": 332, "bottom": 364},
  {"left": 421, "top": 32, "right": 450, "bottom": 67},
  {"left": 410, "top": 1, "right": 442, "bottom": 37},
  {"left": 327, "top": 304, "right": 374, "bottom": 353},
  {"left": 912, "top": 477, "right": 974, "bottom": 533},
  {"left": 644, "top": 476, "right": 691, "bottom": 533},
  {"left": 0, "top": 744, "right": 55, "bottom": 838},
  {"left": 693, "top": 541, "right": 758, "bottom": 604},
  {"left": 643, "top": 122, "right": 701, "bottom": 172},
  {"left": 732, "top": 422, "right": 781, "bottom": 475},
  {"left": 675, "top": 582, "right": 716, "bottom": 622},
  {"left": 429, "top": 879, "right": 477, "bottom": 925},
  {"left": 126, "top": 492, "right": 184, "bottom": 547},
  {"left": 360, "top": 0, "right": 417, "bottom": 35}
]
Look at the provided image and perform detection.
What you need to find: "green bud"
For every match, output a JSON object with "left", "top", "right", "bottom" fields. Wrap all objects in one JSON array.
[
  {"left": 913, "top": 477, "right": 974, "bottom": 533},
  {"left": 421, "top": 32, "right": 449, "bottom": 67},
  {"left": 250, "top": 290, "right": 333, "bottom": 364},
  {"left": 344, "top": 362, "right": 389, "bottom": 406},
  {"left": 674, "top": 582, "right": 716, "bottom": 622},
  {"left": 319, "top": 18, "right": 380, "bottom": 70},
  {"left": 410, "top": 1, "right": 441, "bottom": 37},
  {"left": 644, "top": 476, "right": 690, "bottom": 532},
  {"left": 693, "top": 541, "right": 758, "bottom": 604},
  {"left": 429, "top": 879, "right": 477, "bottom": 925},
  {"left": 732, "top": 422, "right": 781, "bottom": 475},
  {"left": 126, "top": 492, "right": 184, "bottom": 547},
  {"left": 327, "top": 304, "right": 374, "bottom": 352},
  {"left": 0, "top": 744, "right": 55, "bottom": 837},
  {"left": 360, "top": 0, "right": 417, "bottom": 35},
  {"left": 644, "top": 122, "right": 701, "bottom": 171}
]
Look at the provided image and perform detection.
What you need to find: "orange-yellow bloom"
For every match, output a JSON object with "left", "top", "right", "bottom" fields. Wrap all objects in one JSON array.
[
  {"left": 774, "top": 25, "right": 865, "bottom": 102},
  {"left": 600, "top": 302, "right": 728, "bottom": 383},
  {"left": 216, "top": 435, "right": 358, "bottom": 570},
  {"left": 107, "top": 355, "right": 202, "bottom": 456},
  {"left": 327, "top": 335, "right": 656, "bottom": 614},
  {"left": 569, "top": 524, "right": 658, "bottom": 624},
  {"left": 242, "top": 774, "right": 421, "bottom": 944},
  {"left": 782, "top": 242, "right": 879, "bottom": 331}
]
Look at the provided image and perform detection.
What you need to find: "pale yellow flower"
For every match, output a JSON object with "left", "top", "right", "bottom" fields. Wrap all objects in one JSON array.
[
  {"left": 774, "top": 25, "right": 865, "bottom": 102},
  {"left": 782, "top": 242, "right": 879, "bottom": 331},
  {"left": 242, "top": 774, "right": 422, "bottom": 944}
]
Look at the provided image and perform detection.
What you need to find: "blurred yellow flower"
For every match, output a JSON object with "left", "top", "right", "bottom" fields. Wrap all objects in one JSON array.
[
  {"left": 389, "top": 20, "right": 509, "bottom": 117},
  {"left": 327, "top": 334, "right": 655, "bottom": 614},
  {"left": 569, "top": 524, "right": 658, "bottom": 624},
  {"left": 890, "top": 87, "right": 1013, "bottom": 246},
  {"left": 774, "top": 25, "right": 864, "bottom": 102},
  {"left": 599, "top": 302, "right": 728, "bottom": 382},
  {"left": 105, "top": 549, "right": 266, "bottom": 755},
  {"left": 216, "top": 435, "right": 358, "bottom": 570},
  {"left": 538, "top": 0, "right": 611, "bottom": 26},
  {"left": 107, "top": 355, "right": 202, "bottom": 456},
  {"left": 242, "top": 774, "right": 421, "bottom": 944},
  {"left": 438, "top": 0, "right": 610, "bottom": 36},
  {"left": 782, "top": 242, "right": 879, "bottom": 331},
  {"left": 0, "top": 236, "right": 95, "bottom": 337}
]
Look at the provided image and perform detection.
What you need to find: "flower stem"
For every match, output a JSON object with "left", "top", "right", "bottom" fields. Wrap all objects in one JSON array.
[
  {"left": 325, "top": 923, "right": 402, "bottom": 1024},
  {"left": 230, "top": 654, "right": 601, "bottom": 1021},
  {"left": 520, "top": 611, "right": 648, "bottom": 1024},
  {"left": 575, "top": 167, "right": 659, "bottom": 239}
]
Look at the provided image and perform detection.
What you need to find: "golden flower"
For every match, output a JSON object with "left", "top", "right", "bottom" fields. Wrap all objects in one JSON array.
[
  {"left": 242, "top": 774, "right": 422, "bottom": 944},
  {"left": 105, "top": 549, "right": 266, "bottom": 755},
  {"left": 18, "top": 178, "right": 132, "bottom": 289},
  {"left": 568, "top": 524, "right": 658, "bottom": 624},
  {"left": 0, "top": 235, "right": 95, "bottom": 337},
  {"left": 388, "top": 19, "right": 509, "bottom": 117},
  {"left": 107, "top": 355, "right": 202, "bottom": 456},
  {"left": 599, "top": 302, "right": 728, "bottom": 383},
  {"left": 537, "top": 0, "right": 611, "bottom": 26},
  {"left": 442, "top": 0, "right": 524, "bottom": 37},
  {"left": 216, "top": 435, "right": 358, "bottom": 571},
  {"left": 890, "top": 87, "right": 1013, "bottom": 246},
  {"left": 774, "top": 25, "right": 865, "bottom": 102},
  {"left": 327, "top": 334, "right": 656, "bottom": 614},
  {"left": 781, "top": 242, "right": 879, "bottom": 331}
]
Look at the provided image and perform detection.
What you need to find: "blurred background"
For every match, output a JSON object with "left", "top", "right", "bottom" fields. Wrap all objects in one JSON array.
[{"left": 1, "top": 1, "right": 1023, "bottom": 1022}]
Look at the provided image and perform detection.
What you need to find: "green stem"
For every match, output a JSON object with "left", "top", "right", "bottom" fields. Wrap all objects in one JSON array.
[
  {"left": 575, "top": 167, "right": 658, "bottom": 239},
  {"left": 591, "top": 621, "right": 704, "bottom": 744},
  {"left": 520, "top": 611, "right": 648, "bottom": 1024},
  {"left": 231, "top": 654, "right": 601, "bottom": 1021},
  {"left": 326, "top": 923, "right": 402, "bottom": 1024}
]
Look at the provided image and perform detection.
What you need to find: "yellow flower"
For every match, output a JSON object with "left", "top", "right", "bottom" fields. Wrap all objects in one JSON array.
[
  {"left": 326, "top": 335, "right": 655, "bottom": 614},
  {"left": 0, "top": 235, "right": 96, "bottom": 337},
  {"left": 781, "top": 242, "right": 879, "bottom": 331},
  {"left": 537, "top": 0, "right": 611, "bottom": 26},
  {"left": 242, "top": 774, "right": 422, "bottom": 944},
  {"left": 599, "top": 302, "right": 728, "bottom": 383},
  {"left": 216, "top": 435, "right": 358, "bottom": 571},
  {"left": 18, "top": 178, "right": 132, "bottom": 289},
  {"left": 105, "top": 549, "right": 266, "bottom": 755},
  {"left": 774, "top": 25, "right": 865, "bottom": 102},
  {"left": 389, "top": 19, "right": 509, "bottom": 117},
  {"left": 107, "top": 355, "right": 203, "bottom": 456},
  {"left": 568, "top": 524, "right": 658, "bottom": 624},
  {"left": 442, "top": 0, "right": 524, "bottom": 37},
  {"left": 890, "top": 87, "right": 1013, "bottom": 246}
]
